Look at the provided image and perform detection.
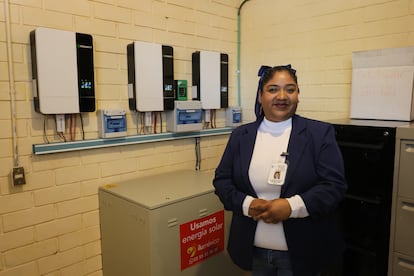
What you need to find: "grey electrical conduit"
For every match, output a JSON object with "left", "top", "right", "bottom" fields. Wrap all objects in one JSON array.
[
  {"left": 4, "top": 0, "right": 20, "bottom": 168},
  {"left": 237, "top": 0, "right": 251, "bottom": 107}
]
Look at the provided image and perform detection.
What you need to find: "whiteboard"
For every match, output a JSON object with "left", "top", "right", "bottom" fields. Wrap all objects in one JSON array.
[{"left": 350, "top": 47, "right": 414, "bottom": 121}]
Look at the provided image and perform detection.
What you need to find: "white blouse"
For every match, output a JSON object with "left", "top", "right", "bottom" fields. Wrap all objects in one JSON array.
[{"left": 243, "top": 117, "right": 309, "bottom": 250}]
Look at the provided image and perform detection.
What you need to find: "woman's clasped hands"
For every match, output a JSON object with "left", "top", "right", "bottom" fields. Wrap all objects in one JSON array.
[{"left": 248, "top": 198, "right": 292, "bottom": 224}]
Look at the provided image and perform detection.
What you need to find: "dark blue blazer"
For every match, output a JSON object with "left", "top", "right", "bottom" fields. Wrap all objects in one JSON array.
[{"left": 213, "top": 115, "right": 347, "bottom": 276}]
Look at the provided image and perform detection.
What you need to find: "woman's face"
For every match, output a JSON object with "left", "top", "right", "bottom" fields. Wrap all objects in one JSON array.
[{"left": 259, "top": 70, "right": 299, "bottom": 122}]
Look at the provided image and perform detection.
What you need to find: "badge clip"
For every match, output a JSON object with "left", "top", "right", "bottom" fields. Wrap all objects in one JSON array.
[{"left": 267, "top": 153, "right": 288, "bottom": 186}]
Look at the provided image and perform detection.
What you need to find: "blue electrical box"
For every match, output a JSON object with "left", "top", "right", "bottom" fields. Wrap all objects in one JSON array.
[
  {"left": 98, "top": 109, "right": 127, "bottom": 138},
  {"left": 226, "top": 106, "right": 242, "bottom": 128},
  {"left": 166, "top": 101, "right": 202, "bottom": 133}
]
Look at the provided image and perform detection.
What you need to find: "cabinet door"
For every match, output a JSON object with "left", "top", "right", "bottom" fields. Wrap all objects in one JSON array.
[
  {"left": 393, "top": 253, "right": 414, "bottom": 276},
  {"left": 395, "top": 197, "right": 414, "bottom": 256},
  {"left": 398, "top": 141, "right": 414, "bottom": 198},
  {"left": 150, "top": 193, "right": 244, "bottom": 276}
]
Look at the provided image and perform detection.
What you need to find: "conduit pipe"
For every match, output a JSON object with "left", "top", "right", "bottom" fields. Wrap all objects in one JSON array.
[
  {"left": 4, "top": 0, "right": 20, "bottom": 168},
  {"left": 237, "top": 0, "right": 251, "bottom": 107},
  {"left": 195, "top": 137, "right": 201, "bottom": 171}
]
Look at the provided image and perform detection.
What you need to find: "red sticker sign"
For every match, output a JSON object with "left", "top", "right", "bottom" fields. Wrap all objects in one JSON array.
[{"left": 180, "top": 210, "right": 225, "bottom": 270}]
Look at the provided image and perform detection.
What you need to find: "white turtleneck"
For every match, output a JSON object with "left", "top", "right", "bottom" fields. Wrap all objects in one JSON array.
[{"left": 243, "top": 117, "right": 309, "bottom": 251}]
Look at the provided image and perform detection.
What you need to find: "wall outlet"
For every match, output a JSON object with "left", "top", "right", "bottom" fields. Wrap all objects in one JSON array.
[{"left": 12, "top": 167, "right": 26, "bottom": 185}]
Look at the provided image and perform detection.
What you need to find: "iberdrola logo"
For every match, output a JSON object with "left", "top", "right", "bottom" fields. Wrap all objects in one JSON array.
[{"left": 187, "top": 245, "right": 197, "bottom": 257}]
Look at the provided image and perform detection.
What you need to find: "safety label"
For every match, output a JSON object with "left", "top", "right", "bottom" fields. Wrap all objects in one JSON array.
[{"left": 180, "top": 210, "right": 225, "bottom": 270}]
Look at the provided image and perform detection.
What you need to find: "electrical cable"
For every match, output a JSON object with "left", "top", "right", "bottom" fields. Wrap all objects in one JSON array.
[
  {"left": 211, "top": 109, "right": 216, "bottom": 128},
  {"left": 80, "top": 113, "right": 85, "bottom": 140},
  {"left": 142, "top": 112, "right": 145, "bottom": 134},
  {"left": 137, "top": 112, "right": 140, "bottom": 134},
  {"left": 195, "top": 137, "right": 201, "bottom": 171},
  {"left": 203, "top": 110, "right": 208, "bottom": 129},
  {"left": 54, "top": 116, "right": 67, "bottom": 142},
  {"left": 140, "top": 112, "right": 145, "bottom": 134},
  {"left": 43, "top": 115, "right": 49, "bottom": 143},
  {"left": 73, "top": 114, "right": 76, "bottom": 140},
  {"left": 153, "top": 112, "right": 157, "bottom": 134},
  {"left": 159, "top": 112, "right": 163, "bottom": 133},
  {"left": 69, "top": 114, "right": 76, "bottom": 141}
]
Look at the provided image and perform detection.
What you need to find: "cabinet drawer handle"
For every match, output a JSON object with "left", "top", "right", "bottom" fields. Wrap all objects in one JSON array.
[
  {"left": 402, "top": 201, "right": 414, "bottom": 212},
  {"left": 398, "top": 257, "right": 414, "bottom": 270},
  {"left": 167, "top": 218, "right": 178, "bottom": 228},
  {"left": 405, "top": 144, "right": 414, "bottom": 153},
  {"left": 199, "top": 208, "right": 208, "bottom": 217}
]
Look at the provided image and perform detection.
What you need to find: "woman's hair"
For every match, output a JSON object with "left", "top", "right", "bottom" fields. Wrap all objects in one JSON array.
[
  {"left": 254, "top": 64, "right": 298, "bottom": 119},
  {"left": 259, "top": 65, "right": 298, "bottom": 91}
]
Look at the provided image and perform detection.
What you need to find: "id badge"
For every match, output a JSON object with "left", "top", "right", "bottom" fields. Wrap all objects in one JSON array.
[{"left": 267, "top": 162, "right": 288, "bottom": 185}]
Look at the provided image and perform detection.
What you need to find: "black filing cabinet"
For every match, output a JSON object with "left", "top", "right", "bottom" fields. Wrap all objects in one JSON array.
[{"left": 328, "top": 119, "right": 409, "bottom": 276}]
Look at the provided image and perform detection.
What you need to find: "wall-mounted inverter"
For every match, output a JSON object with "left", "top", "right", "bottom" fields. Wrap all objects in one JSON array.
[
  {"left": 127, "top": 41, "right": 175, "bottom": 112},
  {"left": 76, "top": 34, "right": 95, "bottom": 112},
  {"left": 192, "top": 51, "right": 228, "bottom": 109},
  {"left": 162, "top": 45, "right": 175, "bottom": 110},
  {"left": 30, "top": 27, "right": 95, "bottom": 114},
  {"left": 220, "top": 53, "right": 229, "bottom": 108}
]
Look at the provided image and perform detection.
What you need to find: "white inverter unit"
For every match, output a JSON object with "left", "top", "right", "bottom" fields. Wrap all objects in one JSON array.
[
  {"left": 30, "top": 27, "right": 95, "bottom": 114},
  {"left": 127, "top": 41, "right": 165, "bottom": 112},
  {"left": 192, "top": 51, "right": 221, "bottom": 110}
]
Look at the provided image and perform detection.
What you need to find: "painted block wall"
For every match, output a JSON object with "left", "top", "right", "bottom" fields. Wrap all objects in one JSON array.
[
  {"left": 239, "top": 0, "right": 414, "bottom": 122},
  {"left": 0, "top": 0, "right": 238, "bottom": 275},
  {"left": 0, "top": 0, "right": 413, "bottom": 275}
]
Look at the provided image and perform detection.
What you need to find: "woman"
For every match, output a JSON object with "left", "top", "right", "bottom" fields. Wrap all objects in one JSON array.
[{"left": 213, "top": 65, "right": 347, "bottom": 276}]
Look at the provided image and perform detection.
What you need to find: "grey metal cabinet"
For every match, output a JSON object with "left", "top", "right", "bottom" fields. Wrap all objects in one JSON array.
[
  {"left": 389, "top": 124, "right": 414, "bottom": 275},
  {"left": 98, "top": 170, "right": 245, "bottom": 276}
]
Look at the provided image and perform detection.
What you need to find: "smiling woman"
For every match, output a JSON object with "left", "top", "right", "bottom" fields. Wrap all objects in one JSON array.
[{"left": 213, "top": 65, "right": 347, "bottom": 276}]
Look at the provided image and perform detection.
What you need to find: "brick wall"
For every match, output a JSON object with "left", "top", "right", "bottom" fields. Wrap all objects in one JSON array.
[
  {"left": 239, "top": 0, "right": 414, "bottom": 122},
  {"left": 1, "top": 0, "right": 413, "bottom": 275},
  {"left": 0, "top": 0, "right": 238, "bottom": 275}
]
